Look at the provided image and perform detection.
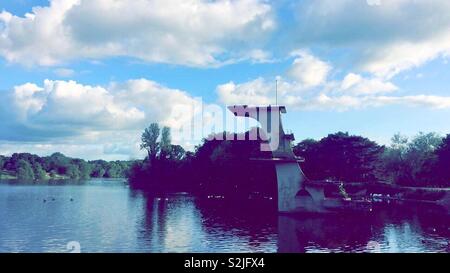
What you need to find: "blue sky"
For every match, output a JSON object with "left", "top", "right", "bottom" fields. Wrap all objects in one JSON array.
[{"left": 1, "top": 0, "right": 450, "bottom": 160}]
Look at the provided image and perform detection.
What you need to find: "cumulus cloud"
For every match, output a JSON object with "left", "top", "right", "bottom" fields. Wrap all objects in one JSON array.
[
  {"left": 0, "top": 78, "right": 201, "bottom": 155},
  {"left": 287, "top": 50, "right": 331, "bottom": 87},
  {"left": 291, "top": 0, "right": 450, "bottom": 77},
  {"left": 217, "top": 51, "right": 450, "bottom": 111},
  {"left": 0, "top": 0, "right": 275, "bottom": 67},
  {"left": 9, "top": 80, "right": 145, "bottom": 133}
]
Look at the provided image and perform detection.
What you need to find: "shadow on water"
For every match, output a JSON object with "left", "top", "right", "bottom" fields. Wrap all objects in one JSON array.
[
  {"left": 133, "top": 191, "right": 449, "bottom": 253},
  {"left": 194, "top": 197, "right": 278, "bottom": 250}
]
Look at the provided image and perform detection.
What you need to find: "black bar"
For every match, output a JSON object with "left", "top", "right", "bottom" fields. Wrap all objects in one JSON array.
[{"left": 0, "top": 253, "right": 447, "bottom": 272}]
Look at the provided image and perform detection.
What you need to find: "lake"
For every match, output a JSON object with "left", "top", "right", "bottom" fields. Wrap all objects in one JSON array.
[{"left": 0, "top": 179, "right": 448, "bottom": 253}]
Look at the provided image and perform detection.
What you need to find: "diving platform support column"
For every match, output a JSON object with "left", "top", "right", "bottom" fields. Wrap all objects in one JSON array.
[{"left": 227, "top": 105, "right": 306, "bottom": 212}]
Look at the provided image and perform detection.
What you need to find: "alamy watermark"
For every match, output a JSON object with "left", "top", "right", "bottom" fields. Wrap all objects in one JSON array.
[
  {"left": 366, "top": 240, "right": 381, "bottom": 253},
  {"left": 66, "top": 241, "right": 81, "bottom": 253}
]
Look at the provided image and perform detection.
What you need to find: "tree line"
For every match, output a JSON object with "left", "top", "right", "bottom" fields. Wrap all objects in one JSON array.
[
  {"left": 294, "top": 132, "right": 450, "bottom": 188},
  {"left": 2, "top": 123, "right": 449, "bottom": 192},
  {"left": 129, "top": 123, "right": 450, "bottom": 198},
  {"left": 0, "top": 152, "right": 133, "bottom": 181}
]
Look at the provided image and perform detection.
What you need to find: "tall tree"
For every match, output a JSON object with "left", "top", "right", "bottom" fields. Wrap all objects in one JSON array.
[
  {"left": 140, "top": 123, "right": 160, "bottom": 162},
  {"left": 381, "top": 133, "right": 411, "bottom": 184},
  {"left": 160, "top": 126, "right": 172, "bottom": 159},
  {"left": 382, "top": 132, "right": 442, "bottom": 186}
]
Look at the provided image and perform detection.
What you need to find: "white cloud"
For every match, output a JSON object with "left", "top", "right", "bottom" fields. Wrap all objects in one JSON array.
[
  {"left": 217, "top": 52, "right": 336, "bottom": 106},
  {"left": 216, "top": 78, "right": 274, "bottom": 106},
  {"left": 339, "top": 73, "right": 398, "bottom": 95},
  {"left": 0, "top": 0, "right": 275, "bottom": 67},
  {"left": 216, "top": 52, "right": 450, "bottom": 111},
  {"left": 291, "top": 0, "right": 450, "bottom": 78},
  {"left": 287, "top": 50, "right": 331, "bottom": 87},
  {"left": 362, "top": 34, "right": 450, "bottom": 78},
  {"left": 10, "top": 80, "right": 145, "bottom": 132},
  {"left": 109, "top": 79, "right": 202, "bottom": 132},
  {"left": 219, "top": 83, "right": 450, "bottom": 111},
  {"left": 0, "top": 78, "right": 201, "bottom": 157}
]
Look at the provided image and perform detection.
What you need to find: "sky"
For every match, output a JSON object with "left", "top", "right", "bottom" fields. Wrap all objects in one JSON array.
[{"left": 0, "top": 0, "right": 450, "bottom": 160}]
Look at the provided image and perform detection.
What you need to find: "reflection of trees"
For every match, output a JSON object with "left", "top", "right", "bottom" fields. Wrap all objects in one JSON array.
[
  {"left": 133, "top": 190, "right": 449, "bottom": 253},
  {"left": 195, "top": 199, "right": 278, "bottom": 248},
  {"left": 377, "top": 203, "right": 450, "bottom": 242},
  {"left": 278, "top": 214, "right": 374, "bottom": 253},
  {"left": 138, "top": 193, "right": 216, "bottom": 252},
  {"left": 279, "top": 205, "right": 450, "bottom": 253},
  {"left": 136, "top": 192, "right": 169, "bottom": 252}
]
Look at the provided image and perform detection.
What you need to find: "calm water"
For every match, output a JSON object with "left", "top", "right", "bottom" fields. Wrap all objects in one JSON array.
[{"left": 0, "top": 179, "right": 448, "bottom": 253}]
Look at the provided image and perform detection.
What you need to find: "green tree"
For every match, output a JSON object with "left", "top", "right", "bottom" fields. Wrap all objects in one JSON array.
[
  {"left": 405, "top": 132, "right": 442, "bottom": 185},
  {"left": 293, "top": 132, "right": 384, "bottom": 182},
  {"left": 160, "top": 126, "right": 172, "bottom": 159},
  {"left": 2, "top": 153, "right": 131, "bottom": 180},
  {"left": 46, "top": 152, "right": 71, "bottom": 175},
  {"left": 189, "top": 135, "right": 275, "bottom": 197},
  {"left": 17, "top": 159, "right": 35, "bottom": 180},
  {"left": 76, "top": 160, "right": 92, "bottom": 180},
  {"left": 140, "top": 123, "right": 160, "bottom": 162},
  {"left": 33, "top": 162, "right": 47, "bottom": 180},
  {"left": 382, "top": 132, "right": 443, "bottom": 186},
  {"left": 90, "top": 160, "right": 107, "bottom": 177},
  {"left": 105, "top": 162, "right": 121, "bottom": 178},
  {"left": 381, "top": 133, "right": 410, "bottom": 184},
  {"left": 92, "top": 167, "right": 106, "bottom": 177}
]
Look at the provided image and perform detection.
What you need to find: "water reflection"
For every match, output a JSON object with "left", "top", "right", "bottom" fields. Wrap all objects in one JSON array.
[
  {"left": 0, "top": 181, "right": 448, "bottom": 253},
  {"left": 278, "top": 205, "right": 449, "bottom": 253},
  {"left": 137, "top": 194, "right": 277, "bottom": 252},
  {"left": 138, "top": 193, "right": 209, "bottom": 252}
]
